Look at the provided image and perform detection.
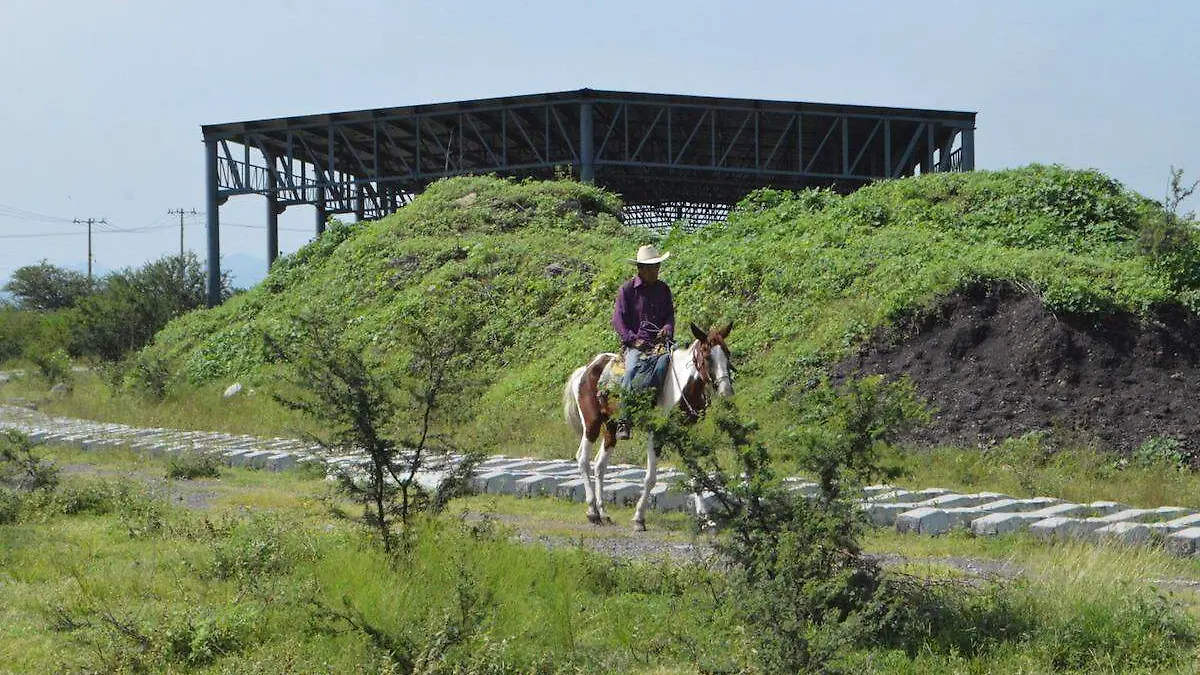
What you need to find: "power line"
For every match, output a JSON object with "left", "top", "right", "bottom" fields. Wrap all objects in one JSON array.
[
  {"left": 0, "top": 203, "right": 74, "bottom": 224},
  {"left": 0, "top": 231, "right": 91, "bottom": 239},
  {"left": 224, "top": 221, "right": 312, "bottom": 232},
  {"left": 0, "top": 221, "right": 316, "bottom": 237},
  {"left": 0, "top": 223, "right": 177, "bottom": 239}
]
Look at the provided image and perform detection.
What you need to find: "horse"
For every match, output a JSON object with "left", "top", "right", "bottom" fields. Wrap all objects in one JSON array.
[{"left": 562, "top": 322, "right": 734, "bottom": 531}]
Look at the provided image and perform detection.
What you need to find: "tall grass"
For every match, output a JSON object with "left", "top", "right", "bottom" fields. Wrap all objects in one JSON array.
[
  {"left": 891, "top": 434, "right": 1200, "bottom": 508},
  {"left": 0, "top": 369, "right": 314, "bottom": 440},
  {"left": 1, "top": 443, "right": 1197, "bottom": 673}
]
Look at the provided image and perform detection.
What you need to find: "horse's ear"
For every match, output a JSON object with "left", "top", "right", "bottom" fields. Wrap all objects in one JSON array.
[
  {"left": 690, "top": 322, "right": 706, "bottom": 341},
  {"left": 719, "top": 322, "right": 734, "bottom": 339}
]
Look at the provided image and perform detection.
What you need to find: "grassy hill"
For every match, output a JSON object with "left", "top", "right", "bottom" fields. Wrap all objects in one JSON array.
[{"left": 141, "top": 165, "right": 1200, "bottom": 453}]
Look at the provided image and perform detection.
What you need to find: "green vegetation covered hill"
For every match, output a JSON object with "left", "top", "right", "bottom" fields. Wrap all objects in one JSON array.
[{"left": 144, "top": 166, "right": 1200, "bottom": 451}]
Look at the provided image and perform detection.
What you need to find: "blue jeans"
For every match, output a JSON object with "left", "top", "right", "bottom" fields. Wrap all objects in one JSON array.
[
  {"left": 618, "top": 347, "right": 644, "bottom": 424},
  {"left": 621, "top": 347, "right": 644, "bottom": 392}
]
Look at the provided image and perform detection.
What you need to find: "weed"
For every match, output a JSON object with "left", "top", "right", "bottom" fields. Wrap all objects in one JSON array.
[{"left": 1131, "top": 435, "right": 1187, "bottom": 470}]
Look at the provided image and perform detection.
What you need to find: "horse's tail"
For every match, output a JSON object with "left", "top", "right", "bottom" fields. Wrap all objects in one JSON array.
[{"left": 563, "top": 366, "right": 586, "bottom": 436}]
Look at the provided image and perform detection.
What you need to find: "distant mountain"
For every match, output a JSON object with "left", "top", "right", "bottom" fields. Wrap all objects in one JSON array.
[{"left": 223, "top": 253, "right": 268, "bottom": 290}]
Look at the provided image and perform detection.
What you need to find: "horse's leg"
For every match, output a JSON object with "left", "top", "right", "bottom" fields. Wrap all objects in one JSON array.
[
  {"left": 632, "top": 431, "right": 658, "bottom": 531},
  {"left": 692, "top": 486, "right": 715, "bottom": 530},
  {"left": 576, "top": 434, "right": 602, "bottom": 524},
  {"left": 592, "top": 428, "right": 615, "bottom": 525}
]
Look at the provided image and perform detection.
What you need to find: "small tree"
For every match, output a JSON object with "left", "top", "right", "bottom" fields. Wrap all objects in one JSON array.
[
  {"left": 647, "top": 376, "right": 927, "bottom": 673},
  {"left": 786, "top": 375, "right": 926, "bottom": 503},
  {"left": 4, "top": 261, "right": 93, "bottom": 311},
  {"left": 266, "top": 292, "right": 486, "bottom": 553},
  {"left": 1166, "top": 165, "right": 1199, "bottom": 219}
]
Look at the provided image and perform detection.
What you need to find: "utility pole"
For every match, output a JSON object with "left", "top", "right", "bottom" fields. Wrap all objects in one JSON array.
[
  {"left": 168, "top": 208, "right": 198, "bottom": 280},
  {"left": 72, "top": 217, "right": 107, "bottom": 282}
]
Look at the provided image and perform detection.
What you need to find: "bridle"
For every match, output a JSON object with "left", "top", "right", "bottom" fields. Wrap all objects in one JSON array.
[{"left": 675, "top": 339, "right": 732, "bottom": 418}]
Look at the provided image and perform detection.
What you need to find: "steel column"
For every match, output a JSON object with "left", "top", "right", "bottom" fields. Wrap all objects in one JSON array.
[
  {"left": 205, "top": 140, "right": 222, "bottom": 307},
  {"left": 316, "top": 201, "right": 326, "bottom": 235},
  {"left": 266, "top": 198, "right": 279, "bottom": 267},
  {"left": 924, "top": 123, "right": 935, "bottom": 174},
  {"left": 579, "top": 101, "right": 594, "bottom": 183},
  {"left": 961, "top": 128, "right": 975, "bottom": 170}
]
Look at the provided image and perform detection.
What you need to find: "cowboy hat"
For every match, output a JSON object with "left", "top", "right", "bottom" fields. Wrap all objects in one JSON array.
[{"left": 629, "top": 244, "right": 670, "bottom": 265}]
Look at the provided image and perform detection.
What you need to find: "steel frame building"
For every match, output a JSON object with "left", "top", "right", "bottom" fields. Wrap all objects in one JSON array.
[{"left": 201, "top": 89, "right": 976, "bottom": 305}]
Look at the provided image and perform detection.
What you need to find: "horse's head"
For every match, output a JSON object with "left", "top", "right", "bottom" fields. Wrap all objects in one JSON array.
[{"left": 689, "top": 322, "right": 735, "bottom": 398}]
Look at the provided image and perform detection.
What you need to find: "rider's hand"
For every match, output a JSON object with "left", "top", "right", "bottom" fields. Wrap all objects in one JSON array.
[
  {"left": 656, "top": 327, "right": 670, "bottom": 339},
  {"left": 634, "top": 339, "right": 647, "bottom": 349}
]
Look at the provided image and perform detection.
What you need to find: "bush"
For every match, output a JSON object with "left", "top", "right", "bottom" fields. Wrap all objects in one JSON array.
[
  {"left": 1131, "top": 435, "right": 1187, "bottom": 470},
  {"left": 71, "top": 253, "right": 231, "bottom": 361},
  {"left": 165, "top": 451, "right": 221, "bottom": 480},
  {"left": 0, "top": 487, "right": 23, "bottom": 524},
  {"left": 27, "top": 345, "right": 71, "bottom": 385},
  {"left": 0, "top": 306, "right": 43, "bottom": 363},
  {"left": 26, "top": 477, "right": 159, "bottom": 520},
  {"left": 0, "top": 429, "right": 59, "bottom": 491},
  {"left": 43, "top": 478, "right": 125, "bottom": 516},
  {"left": 648, "top": 380, "right": 1013, "bottom": 672},
  {"left": 126, "top": 349, "right": 174, "bottom": 400},
  {"left": 206, "top": 514, "right": 315, "bottom": 581},
  {"left": 53, "top": 603, "right": 251, "bottom": 671},
  {"left": 267, "top": 297, "right": 485, "bottom": 553}
]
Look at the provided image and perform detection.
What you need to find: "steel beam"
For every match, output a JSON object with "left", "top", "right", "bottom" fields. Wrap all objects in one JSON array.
[{"left": 201, "top": 90, "right": 977, "bottom": 282}]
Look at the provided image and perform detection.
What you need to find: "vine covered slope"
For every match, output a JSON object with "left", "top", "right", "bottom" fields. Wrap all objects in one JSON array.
[{"left": 145, "top": 166, "right": 1200, "bottom": 453}]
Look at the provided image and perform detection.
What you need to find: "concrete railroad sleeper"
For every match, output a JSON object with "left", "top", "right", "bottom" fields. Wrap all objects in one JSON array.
[{"left": 1, "top": 404, "right": 1197, "bottom": 555}]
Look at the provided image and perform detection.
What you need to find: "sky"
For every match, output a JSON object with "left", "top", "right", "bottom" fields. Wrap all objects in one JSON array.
[{"left": 1, "top": 0, "right": 1197, "bottom": 289}]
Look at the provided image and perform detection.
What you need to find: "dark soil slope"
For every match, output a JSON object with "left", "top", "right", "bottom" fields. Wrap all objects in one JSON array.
[{"left": 837, "top": 285, "right": 1200, "bottom": 456}]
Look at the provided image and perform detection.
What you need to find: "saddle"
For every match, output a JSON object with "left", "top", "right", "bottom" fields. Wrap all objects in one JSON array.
[{"left": 598, "top": 348, "right": 671, "bottom": 402}]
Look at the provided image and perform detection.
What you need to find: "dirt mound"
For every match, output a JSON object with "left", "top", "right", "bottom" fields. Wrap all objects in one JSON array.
[{"left": 835, "top": 285, "right": 1200, "bottom": 457}]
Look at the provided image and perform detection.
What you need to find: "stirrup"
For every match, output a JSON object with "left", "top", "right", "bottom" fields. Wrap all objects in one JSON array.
[{"left": 615, "top": 422, "right": 631, "bottom": 440}]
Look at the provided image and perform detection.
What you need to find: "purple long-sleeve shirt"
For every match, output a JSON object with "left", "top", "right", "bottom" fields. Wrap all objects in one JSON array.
[{"left": 612, "top": 276, "right": 675, "bottom": 347}]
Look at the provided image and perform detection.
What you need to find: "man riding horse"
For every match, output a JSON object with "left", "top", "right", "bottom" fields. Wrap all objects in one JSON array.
[
  {"left": 611, "top": 244, "right": 675, "bottom": 440},
  {"left": 564, "top": 243, "right": 733, "bottom": 529}
]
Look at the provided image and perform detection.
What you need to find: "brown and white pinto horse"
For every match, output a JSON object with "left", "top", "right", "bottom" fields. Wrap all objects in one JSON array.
[{"left": 562, "top": 322, "right": 734, "bottom": 531}]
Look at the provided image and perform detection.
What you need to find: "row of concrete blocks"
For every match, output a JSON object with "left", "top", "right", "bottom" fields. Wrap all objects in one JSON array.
[
  {"left": 0, "top": 411, "right": 324, "bottom": 473},
  {"left": 859, "top": 485, "right": 1200, "bottom": 556},
  {"left": 0, "top": 407, "right": 725, "bottom": 514},
  {"left": 7, "top": 405, "right": 1200, "bottom": 547},
  {"left": 325, "top": 454, "right": 726, "bottom": 514}
]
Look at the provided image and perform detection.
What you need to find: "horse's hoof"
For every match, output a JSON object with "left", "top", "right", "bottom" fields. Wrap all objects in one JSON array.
[
  {"left": 603, "top": 516, "right": 615, "bottom": 525},
  {"left": 633, "top": 520, "right": 646, "bottom": 532},
  {"left": 587, "top": 512, "right": 602, "bottom": 525}
]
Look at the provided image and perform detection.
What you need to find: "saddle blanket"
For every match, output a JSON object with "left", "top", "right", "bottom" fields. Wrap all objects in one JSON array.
[{"left": 599, "top": 350, "right": 670, "bottom": 395}]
